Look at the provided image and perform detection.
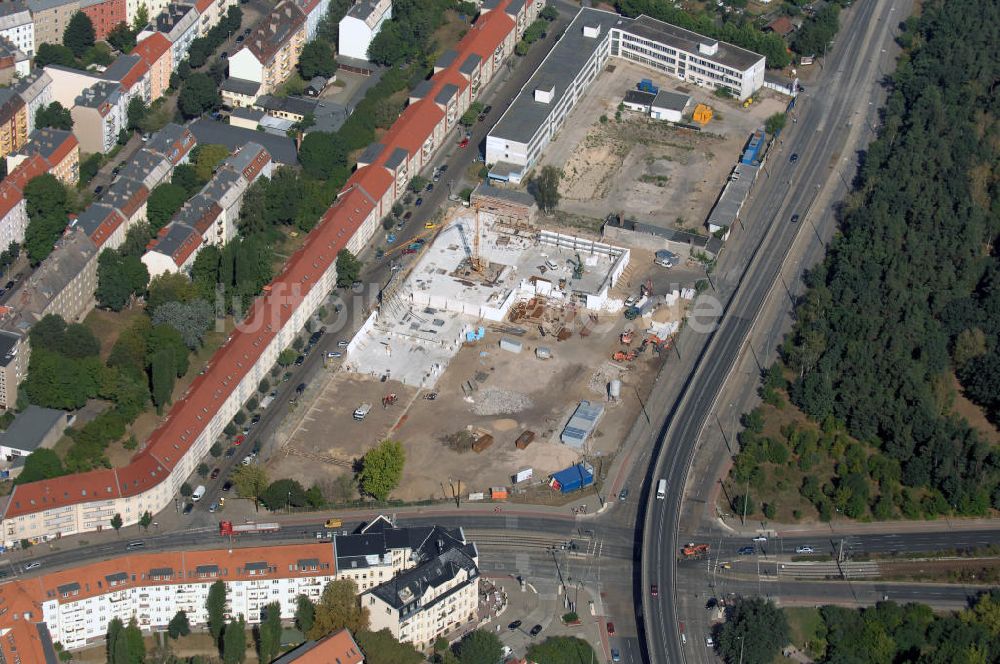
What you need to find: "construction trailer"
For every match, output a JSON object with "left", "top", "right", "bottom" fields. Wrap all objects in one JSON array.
[{"left": 549, "top": 462, "right": 595, "bottom": 494}]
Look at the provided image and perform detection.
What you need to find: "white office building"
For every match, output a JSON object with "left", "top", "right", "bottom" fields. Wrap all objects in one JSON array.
[{"left": 486, "top": 7, "right": 765, "bottom": 183}]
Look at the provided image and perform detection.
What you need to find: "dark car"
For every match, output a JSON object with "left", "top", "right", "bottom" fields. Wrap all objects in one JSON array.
[
  {"left": 182, "top": 503, "right": 194, "bottom": 515},
  {"left": 224, "top": 447, "right": 236, "bottom": 458},
  {"left": 790, "top": 214, "right": 800, "bottom": 223},
  {"left": 112, "top": 165, "right": 122, "bottom": 176},
  {"left": 403, "top": 211, "right": 413, "bottom": 220},
  {"left": 294, "top": 355, "right": 305, "bottom": 366},
  {"left": 210, "top": 468, "right": 221, "bottom": 479},
  {"left": 790, "top": 153, "right": 799, "bottom": 163},
  {"left": 296, "top": 383, "right": 307, "bottom": 394},
  {"left": 251, "top": 414, "right": 261, "bottom": 425},
  {"left": 737, "top": 546, "right": 755, "bottom": 555},
  {"left": 439, "top": 164, "right": 448, "bottom": 173},
  {"left": 607, "top": 622, "right": 615, "bottom": 636},
  {"left": 236, "top": 35, "right": 245, "bottom": 43},
  {"left": 244, "top": 27, "right": 252, "bottom": 35},
  {"left": 529, "top": 624, "right": 543, "bottom": 637},
  {"left": 222, "top": 480, "right": 233, "bottom": 491},
  {"left": 425, "top": 183, "right": 433, "bottom": 192},
  {"left": 619, "top": 487, "right": 629, "bottom": 501},
  {"left": 483, "top": 105, "right": 492, "bottom": 115},
  {"left": 415, "top": 197, "right": 423, "bottom": 206},
  {"left": 508, "top": 620, "right": 522, "bottom": 630},
  {"left": 220, "top": 51, "right": 228, "bottom": 59},
  {"left": 4, "top": 281, "right": 12, "bottom": 290},
  {"left": 651, "top": 584, "right": 658, "bottom": 597},
  {"left": 93, "top": 185, "right": 104, "bottom": 197}
]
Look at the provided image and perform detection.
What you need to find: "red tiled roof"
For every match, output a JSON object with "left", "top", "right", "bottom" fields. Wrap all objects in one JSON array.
[
  {"left": 766, "top": 16, "right": 795, "bottom": 36},
  {"left": 6, "top": 468, "right": 121, "bottom": 518},
  {"left": 134, "top": 33, "right": 171, "bottom": 67},
  {"left": 0, "top": 154, "right": 51, "bottom": 221},
  {"left": 3, "top": 0, "right": 519, "bottom": 523},
  {"left": 290, "top": 629, "right": 365, "bottom": 664},
  {"left": 85, "top": 207, "right": 127, "bottom": 247},
  {"left": 118, "top": 57, "right": 150, "bottom": 91}
]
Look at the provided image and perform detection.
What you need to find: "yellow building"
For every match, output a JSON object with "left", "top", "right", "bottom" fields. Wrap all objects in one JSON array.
[{"left": 0, "top": 89, "right": 28, "bottom": 158}]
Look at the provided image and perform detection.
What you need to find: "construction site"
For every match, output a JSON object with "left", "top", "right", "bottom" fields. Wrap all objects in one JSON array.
[{"left": 268, "top": 202, "right": 710, "bottom": 502}]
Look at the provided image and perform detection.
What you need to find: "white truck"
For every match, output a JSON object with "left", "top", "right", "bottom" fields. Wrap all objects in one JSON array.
[
  {"left": 353, "top": 403, "right": 372, "bottom": 421},
  {"left": 656, "top": 478, "right": 667, "bottom": 500}
]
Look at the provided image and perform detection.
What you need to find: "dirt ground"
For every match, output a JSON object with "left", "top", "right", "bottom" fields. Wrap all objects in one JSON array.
[
  {"left": 269, "top": 255, "right": 708, "bottom": 502},
  {"left": 538, "top": 59, "right": 787, "bottom": 231}
]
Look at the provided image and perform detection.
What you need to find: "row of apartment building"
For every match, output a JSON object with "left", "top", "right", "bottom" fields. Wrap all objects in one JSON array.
[
  {"left": 0, "top": 123, "right": 196, "bottom": 412},
  {"left": 221, "top": 0, "right": 330, "bottom": 107},
  {"left": 0, "top": 516, "right": 479, "bottom": 660},
  {"left": 485, "top": 7, "right": 766, "bottom": 183},
  {"left": 0, "top": 0, "right": 538, "bottom": 550},
  {"left": 0, "top": 70, "right": 57, "bottom": 160}
]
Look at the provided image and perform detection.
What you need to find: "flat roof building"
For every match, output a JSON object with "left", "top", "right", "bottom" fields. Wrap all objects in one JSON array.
[{"left": 487, "top": 7, "right": 765, "bottom": 182}]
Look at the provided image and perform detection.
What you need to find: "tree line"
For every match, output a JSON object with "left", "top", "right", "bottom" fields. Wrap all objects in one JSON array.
[{"left": 770, "top": 0, "right": 1000, "bottom": 515}]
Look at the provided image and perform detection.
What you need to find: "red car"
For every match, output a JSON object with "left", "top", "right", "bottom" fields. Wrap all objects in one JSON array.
[
  {"left": 607, "top": 622, "right": 615, "bottom": 636},
  {"left": 233, "top": 435, "right": 245, "bottom": 446},
  {"left": 210, "top": 468, "right": 221, "bottom": 479},
  {"left": 651, "top": 584, "right": 658, "bottom": 597},
  {"left": 458, "top": 137, "right": 470, "bottom": 148},
  {"left": 403, "top": 248, "right": 417, "bottom": 255}
]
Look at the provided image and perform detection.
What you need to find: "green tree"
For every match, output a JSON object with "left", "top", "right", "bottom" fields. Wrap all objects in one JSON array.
[
  {"left": 152, "top": 299, "right": 214, "bottom": 349},
  {"left": 35, "top": 43, "right": 76, "bottom": 67},
  {"left": 335, "top": 249, "right": 362, "bottom": 288},
  {"left": 139, "top": 511, "right": 153, "bottom": 531},
  {"left": 178, "top": 73, "right": 221, "bottom": 118},
  {"left": 148, "top": 272, "right": 198, "bottom": 309},
  {"left": 359, "top": 439, "right": 405, "bottom": 500},
  {"left": 295, "top": 594, "right": 315, "bottom": 633},
  {"left": 718, "top": 597, "right": 789, "bottom": 664},
  {"left": 23, "top": 173, "right": 70, "bottom": 264},
  {"left": 531, "top": 166, "right": 561, "bottom": 214},
  {"left": 146, "top": 182, "right": 188, "bottom": 231},
  {"left": 15, "top": 448, "right": 65, "bottom": 484},
  {"left": 106, "top": 617, "right": 126, "bottom": 664},
  {"left": 210, "top": 441, "right": 224, "bottom": 457},
  {"left": 299, "top": 132, "right": 348, "bottom": 180},
  {"left": 180, "top": 482, "right": 193, "bottom": 497},
  {"left": 299, "top": 39, "right": 338, "bottom": 79},
  {"left": 150, "top": 348, "right": 175, "bottom": 413},
  {"left": 110, "top": 513, "right": 123, "bottom": 534},
  {"left": 108, "top": 22, "right": 137, "bottom": 53},
  {"left": 257, "top": 601, "right": 282, "bottom": 663},
  {"left": 355, "top": 629, "right": 423, "bottom": 664},
  {"left": 96, "top": 249, "right": 150, "bottom": 311},
  {"left": 526, "top": 636, "right": 597, "bottom": 664},
  {"left": 764, "top": 112, "right": 787, "bottom": 135},
  {"left": 206, "top": 580, "right": 227, "bottom": 642},
  {"left": 458, "top": 629, "right": 502, "bottom": 664},
  {"left": 540, "top": 5, "right": 558, "bottom": 20},
  {"left": 168, "top": 610, "right": 191, "bottom": 639},
  {"left": 35, "top": 102, "right": 74, "bottom": 130},
  {"left": 261, "top": 478, "right": 309, "bottom": 511},
  {"left": 133, "top": 3, "right": 149, "bottom": 31},
  {"left": 231, "top": 464, "right": 269, "bottom": 511},
  {"left": 197, "top": 462, "right": 210, "bottom": 478},
  {"left": 171, "top": 163, "right": 206, "bottom": 195},
  {"left": 307, "top": 578, "right": 370, "bottom": 639},
  {"left": 127, "top": 96, "right": 148, "bottom": 132},
  {"left": 64, "top": 11, "right": 96, "bottom": 57},
  {"left": 222, "top": 616, "right": 246, "bottom": 664},
  {"left": 124, "top": 617, "right": 145, "bottom": 664},
  {"left": 408, "top": 176, "right": 429, "bottom": 193}
]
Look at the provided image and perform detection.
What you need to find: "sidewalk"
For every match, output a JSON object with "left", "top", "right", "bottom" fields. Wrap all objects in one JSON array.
[{"left": 720, "top": 515, "right": 1000, "bottom": 538}]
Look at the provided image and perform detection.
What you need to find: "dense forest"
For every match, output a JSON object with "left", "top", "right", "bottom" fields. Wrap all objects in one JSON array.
[
  {"left": 773, "top": 0, "right": 1000, "bottom": 515},
  {"left": 719, "top": 592, "right": 1000, "bottom": 664}
]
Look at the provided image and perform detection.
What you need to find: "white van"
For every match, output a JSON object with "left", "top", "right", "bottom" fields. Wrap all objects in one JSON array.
[
  {"left": 657, "top": 478, "right": 667, "bottom": 500},
  {"left": 353, "top": 403, "right": 372, "bottom": 421},
  {"left": 191, "top": 485, "right": 206, "bottom": 502}
]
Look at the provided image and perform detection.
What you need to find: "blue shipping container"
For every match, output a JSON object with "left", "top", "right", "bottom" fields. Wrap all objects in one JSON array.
[{"left": 549, "top": 462, "right": 595, "bottom": 494}]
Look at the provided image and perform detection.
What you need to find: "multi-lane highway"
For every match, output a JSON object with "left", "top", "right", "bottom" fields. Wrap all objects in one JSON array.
[{"left": 641, "top": 0, "right": 916, "bottom": 661}]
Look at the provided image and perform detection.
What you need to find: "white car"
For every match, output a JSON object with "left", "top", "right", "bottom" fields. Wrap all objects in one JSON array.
[
  {"left": 24, "top": 562, "right": 41, "bottom": 570},
  {"left": 795, "top": 546, "right": 815, "bottom": 554},
  {"left": 706, "top": 635, "right": 714, "bottom": 647},
  {"left": 751, "top": 535, "right": 768, "bottom": 543}
]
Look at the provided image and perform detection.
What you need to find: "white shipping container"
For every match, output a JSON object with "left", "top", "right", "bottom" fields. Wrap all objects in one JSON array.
[
  {"left": 514, "top": 468, "right": 533, "bottom": 483},
  {"left": 468, "top": 492, "right": 485, "bottom": 501},
  {"left": 499, "top": 338, "right": 523, "bottom": 353}
]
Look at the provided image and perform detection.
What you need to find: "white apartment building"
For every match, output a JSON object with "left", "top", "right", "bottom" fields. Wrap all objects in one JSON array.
[
  {"left": 126, "top": 0, "right": 171, "bottom": 26},
  {"left": 34, "top": 543, "right": 335, "bottom": 651},
  {"left": 0, "top": 1, "right": 35, "bottom": 57},
  {"left": 15, "top": 71, "right": 54, "bottom": 136},
  {"left": 338, "top": 0, "right": 392, "bottom": 60},
  {"left": 486, "top": 7, "right": 765, "bottom": 183}
]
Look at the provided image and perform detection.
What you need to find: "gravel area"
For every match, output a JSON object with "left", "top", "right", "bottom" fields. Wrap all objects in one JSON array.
[{"left": 471, "top": 389, "right": 533, "bottom": 415}]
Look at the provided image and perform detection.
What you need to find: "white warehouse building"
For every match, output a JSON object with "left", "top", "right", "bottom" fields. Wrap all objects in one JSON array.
[
  {"left": 486, "top": 7, "right": 765, "bottom": 183},
  {"left": 338, "top": 0, "right": 393, "bottom": 61}
]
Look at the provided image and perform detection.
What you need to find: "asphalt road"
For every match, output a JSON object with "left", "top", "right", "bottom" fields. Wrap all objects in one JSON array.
[{"left": 640, "top": 0, "right": 913, "bottom": 662}]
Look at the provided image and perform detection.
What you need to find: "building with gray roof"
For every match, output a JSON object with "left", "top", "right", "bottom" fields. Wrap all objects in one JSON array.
[
  {"left": 0, "top": 406, "right": 70, "bottom": 475},
  {"left": 486, "top": 7, "right": 765, "bottom": 183},
  {"left": 0, "top": 329, "right": 21, "bottom": 410},
  {"left": 189, "top": 118, "right": 298, "bottom": 165},
  {"left": 560, "top": 400, "right": 604, "bottom": 448}
]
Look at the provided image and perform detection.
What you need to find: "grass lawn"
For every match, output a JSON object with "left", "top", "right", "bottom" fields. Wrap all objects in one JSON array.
[
  {"left": 84, "top": 307, "right": 147, "bottom": 361},
  {"left": 781, "top": 607, "right": 824, "bottom": 662}
]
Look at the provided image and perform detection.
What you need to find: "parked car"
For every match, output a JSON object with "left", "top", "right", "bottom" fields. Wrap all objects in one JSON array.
[
  {"left": 737, "top": 546, "right": 755, "bottom": 555},
  {"left": 251, "top": 414, "right": 261, "bottom": 425},
  {"left": 209, "top": 502, "right": 219, "bottom": 513},
  {"left": 233, "top": 434, "right": 245, "bottom": 445},
  {"left": 222, "top": 480, "right": 233, "bottom": 491},
  {"left": 425, "top": 182, "right": 434, "bottom": 191},
  {"left": 607, "top": 622, "right": 615, "bottom": 636},
  {"left": 508, "top": 620, "right": 522, "bottom": 630},
  {"left": 337, "top": 340, "right": 349, "bottom": 348},
  {"left": 403, "top": 211, "right": 413, "bottom": 220},
  {"left": 225, "top": 447, "right": 236, "bottom": 458},
  {"left": 210, "top": 468, "right": 221, "bottom": 479},
  {"left": 415, "top": 197, "right": 423, "bottom": 206},
  {"left": 529, "top": 624, "right": 543, "bottom": 637},
  {"left": 611, "top": 648, "right": 621, "bottom": 662},
  {"left": 327, "top": 351, "right": 343, "bottom": 358},
  {"left": 236, "top": 35, "right": 244, "bottom": 43},
  {"left": 790, "top": 153, "right": 799, "bottom": 163},
  {"left": 24, "top": 562, "right": 41, "bottom": 571},
  {"left": 619, "top": 487, "right": 629, "bottom": 501},
  {"left": 483, "top": 105, "right": 492, "bottom": 115},
  {"left": 182, "top": 503, "right": 194, "bottom": 514},
  {"left": 220, "top": 51, "right": 228, "bottom": 59},
  {"left": 294, "top": 355, "right": 305, "bottom": 366},
  {"left": 458, "top": 137, "right": 470, "bottom": 148},
  {"left": 93, "top": 185, "right": 104, "bottom": 197}
]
